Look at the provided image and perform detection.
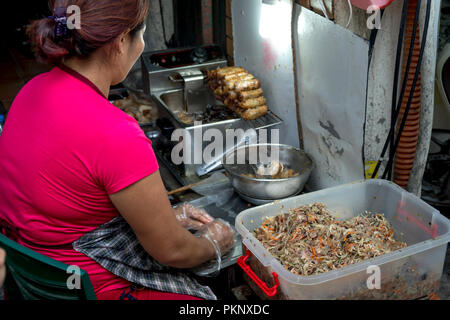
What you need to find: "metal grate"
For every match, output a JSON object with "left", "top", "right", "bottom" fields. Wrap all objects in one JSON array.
[{"left": 246, "top": 110, "right": 284, "bottom": 130}]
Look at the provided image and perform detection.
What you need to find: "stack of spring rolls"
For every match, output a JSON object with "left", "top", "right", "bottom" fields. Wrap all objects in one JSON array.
[{"left": 207, "top": 66, "right": 269, "bottom": 120}]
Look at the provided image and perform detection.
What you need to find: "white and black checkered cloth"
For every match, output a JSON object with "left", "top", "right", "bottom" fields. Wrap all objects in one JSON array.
[{"left": 73, "top": 216, "right": 217, "bottom": 300}]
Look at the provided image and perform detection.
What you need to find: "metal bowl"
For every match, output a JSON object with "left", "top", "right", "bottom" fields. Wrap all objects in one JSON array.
[{"left": 222, "top": 144, "right": 314, "bottom": 200}]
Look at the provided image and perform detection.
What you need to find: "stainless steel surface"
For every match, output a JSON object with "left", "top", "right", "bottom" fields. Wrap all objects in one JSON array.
[
  {"left": 293, "top": 4, "right": 368, "bottom": 190},
  {"left": 179, "top": 69, "right": 206, "bottom": 113},
  {"left": 196, "top": 112, "right": 284, "bottom": 177},
  {"left": 153, "top": 89, "right": 282, "bottom": 179},
  {"left": 167, "top": 74, "right": 184, "bottom": 83},
  {"left": 155, "top": 89, "right": 240, "bottom": 128},
  {"left": 196, "top": 160, "right": 225, "bottom": 177},
  {"left": 153, "top": 89, "right": 248, "bottom": 178},
  {"left": 245, "top": 111, "right": 283, "bottom": 130},
  {"left": 155, "top": 89, "right": 283, "bottom": 130},
  {"left": 145, "top": 127, "right": 161, "bottom": 140},
  {"left": 223, "top": 144, "right": 314, "bottom": 200},
  {"left": 143, "top": 49, "right": 284, "bottom": 181},
  {"left": 235, "top": 188, "right": 303, "bottom": 206},
  {"left": 232, "top": 0, "right": 300, "bottom": 148},
  {"left": 141, "top": 52, "right": 227, "bottom": 97}
]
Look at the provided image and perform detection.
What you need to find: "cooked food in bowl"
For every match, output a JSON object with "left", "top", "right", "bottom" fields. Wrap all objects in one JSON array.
[
  {"left": 223, "top": 144, "right": 313, "bottom": 200},
  {"left": 241, "top": 161, "right": 300, "bottom": 179}
]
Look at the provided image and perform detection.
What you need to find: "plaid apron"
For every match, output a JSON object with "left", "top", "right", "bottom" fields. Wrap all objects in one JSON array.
[{"left": 72, "top": 216, "right": 216, "bottom": 300}]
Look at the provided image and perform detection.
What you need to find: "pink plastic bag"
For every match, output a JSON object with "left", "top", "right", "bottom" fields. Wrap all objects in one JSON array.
[{"left": 350, "top": 0, "right": 395, "bottom": 10}]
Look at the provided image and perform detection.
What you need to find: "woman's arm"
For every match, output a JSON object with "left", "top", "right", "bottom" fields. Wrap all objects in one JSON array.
[
  {"left": 109, "top": 170, "right": 235, "bottom": 269},
  {"left": 0, "top": 248, "right": 5, "bottom": 288}
]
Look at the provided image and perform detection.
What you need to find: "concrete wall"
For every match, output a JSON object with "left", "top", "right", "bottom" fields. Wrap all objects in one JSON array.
[
  {"left": 293, "top": 0, "right": 441, "bottom": 195},
  {"left": 144, "top": 0, "right": 174, "bottom": 52}
]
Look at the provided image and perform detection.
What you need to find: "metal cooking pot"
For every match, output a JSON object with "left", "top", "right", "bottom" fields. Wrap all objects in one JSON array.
[{"left": 222, "top": 144, "right": 314, "bottom": 200}]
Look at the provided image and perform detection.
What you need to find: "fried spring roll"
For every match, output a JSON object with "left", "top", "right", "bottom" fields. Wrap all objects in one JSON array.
[
  {"left": 224, "top": 98, "right": 238, "bottom": 111},
  {"left": 238, "top": 96, "right": 267, "bottom": 109},
  {"left": 209, "top": 80, "right": 219, "bottom": 91},
  {"left": 238, "top": 88, "right": 264, "bottom": 101},
  {"left": 239, "top": 105, "right": 269, "bottom": 120},
  {"left": 234, "top": 79, "right": 261, "bottom": 92},
  {"left": 227, "top": 90, "right": 238, "bottom": 100},
  {"left": 216, "top": 67, "right": 246, "bottom": 78},
  {"left": 214, "top": 87, "right": 224, "bottom": 96},
  {"left": 222, "top": 72, "right": 249, "bottom": 83},
  {"left": 207, "top": 70, "right": 217, "bottom": 80},
  {"left": 224, "top": 75, "right": 255, "bottom": 92}
]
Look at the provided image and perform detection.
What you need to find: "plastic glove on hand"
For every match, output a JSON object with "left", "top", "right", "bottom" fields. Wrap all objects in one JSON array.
[
  {"left": 195, "top": 219, "right": 236, "bottom": 258},
  {"left": 174, "top": 203, "right": 214, "bottom": 230}
]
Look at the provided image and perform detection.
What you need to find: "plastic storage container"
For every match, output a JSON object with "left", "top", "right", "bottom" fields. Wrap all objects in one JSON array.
[{"left": 235, "top": 179, "right": 450, "bottom": 300}]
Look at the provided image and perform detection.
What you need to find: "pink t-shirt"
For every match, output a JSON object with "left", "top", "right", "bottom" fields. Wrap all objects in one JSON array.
[{"left": 0, "top": 66, "right": 159, "bottom": 295}]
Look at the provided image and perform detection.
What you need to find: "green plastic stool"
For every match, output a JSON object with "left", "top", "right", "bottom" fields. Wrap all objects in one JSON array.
[{"left": 0, "top": 233, "right": 97, "bottom": 300}]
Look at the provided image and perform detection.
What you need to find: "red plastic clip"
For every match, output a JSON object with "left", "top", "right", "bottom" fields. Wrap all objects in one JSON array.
[{"left": 237, "top": 249, "right": 279, "bottom": 298}]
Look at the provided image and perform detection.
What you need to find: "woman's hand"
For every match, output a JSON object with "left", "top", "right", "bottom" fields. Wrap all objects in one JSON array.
[
  {"left": 110, "top": 170, "right": 218, "bottom": 269},
  {"left": 174, "top": 204, "right": 214, "bottom": 230},
  {"left": 0, "top": 248, "right": 6, "bottom": 288},
  {"left": 195, "top": 219, "right": 236, "bottom": 257}
]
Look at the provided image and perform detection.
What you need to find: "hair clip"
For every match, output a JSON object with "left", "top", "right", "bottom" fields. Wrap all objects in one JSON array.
[{"left": 48, "top": 7, "right": 69, "bottom": 40}]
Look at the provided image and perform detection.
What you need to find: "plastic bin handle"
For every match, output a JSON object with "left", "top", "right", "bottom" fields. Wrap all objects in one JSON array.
[{"left": 237, "top": 249, "right": 279, "bottom": 298}]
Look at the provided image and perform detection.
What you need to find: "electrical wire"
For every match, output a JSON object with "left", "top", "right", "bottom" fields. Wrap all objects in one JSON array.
[
  {"left": 319, "top": 0, "right": 351, "bottom": 28},
  {"left": 382, "top": 0, "right": 431, "bottom": 180},
  {"left": 388, "top": 0, "right": 411, "bottom": 180},
  {"left": 368, "top": 9, "right": 385, "bottom": 65},
  {"left": 371, "top": 0, "right": 421, "bottom": 179},
  {"left": 367, "top": 0, "right": 404, "bottom": 179},
  {"left": 383, "top": 0, "right": 423, "bottom": 179},
  {"left": 319, "top": 0, "right": 330, "bottom": 20},
  {"left": 346, "top": 0, "right": 353, "bottom": 28}
]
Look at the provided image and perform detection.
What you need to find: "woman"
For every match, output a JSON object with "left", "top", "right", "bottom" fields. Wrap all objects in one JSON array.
[{"left": 0, "top": 0, "right": 235, "bottom": 300}]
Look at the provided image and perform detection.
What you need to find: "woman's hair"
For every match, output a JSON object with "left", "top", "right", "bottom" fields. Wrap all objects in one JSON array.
[{"left": 27, "top": 0, "right": 149, "bottom": 65}]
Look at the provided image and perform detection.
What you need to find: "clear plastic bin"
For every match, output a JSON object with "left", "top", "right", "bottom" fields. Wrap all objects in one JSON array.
[{"left": 235, "top": 179, "right": 450, "bottom": 300}]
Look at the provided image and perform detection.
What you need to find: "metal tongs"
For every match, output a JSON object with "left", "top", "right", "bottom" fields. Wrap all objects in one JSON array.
[{"left": 196, "top": 128, "right": 258, "bottom": 177}]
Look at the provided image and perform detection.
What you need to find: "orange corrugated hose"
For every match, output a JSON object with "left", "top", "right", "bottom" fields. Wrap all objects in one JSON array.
[{"left": 394, "top": 0, "right": 422, "bottom": 189}]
